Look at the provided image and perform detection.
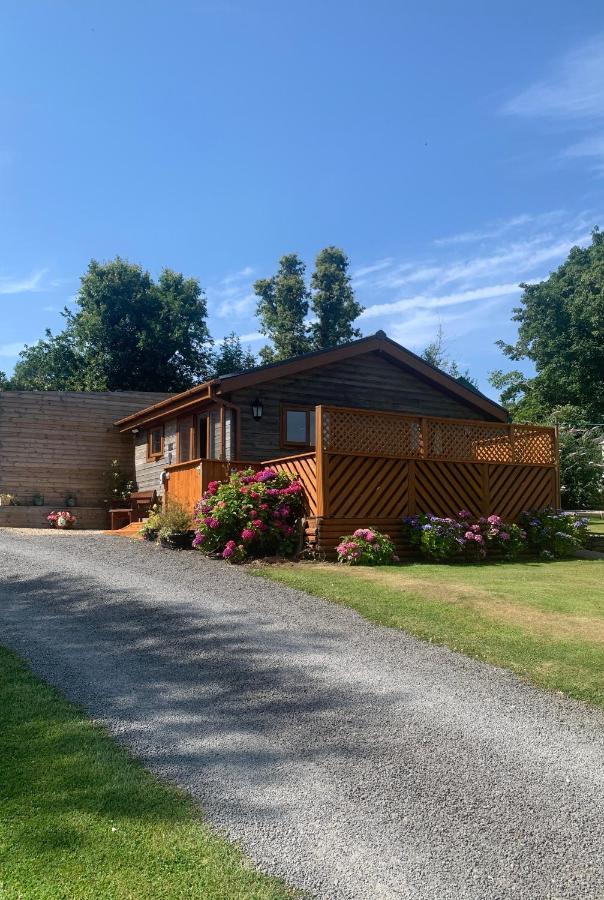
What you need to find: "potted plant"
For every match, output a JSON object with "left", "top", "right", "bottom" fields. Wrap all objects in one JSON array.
[
  {"left": 47, "top": 510, "right": 77, "bottom": 529},
  {"left": 139, "top": 504, "right": 162, "bottom": 542},
  {"left": 65, "top": 492, "right": 77, "bottom": 508},
  {"left": 32, "top": 492, "right": 45, "bottom": 507},
  {"left": 157, "top": 501, "right": 194, "bottom": 550}
]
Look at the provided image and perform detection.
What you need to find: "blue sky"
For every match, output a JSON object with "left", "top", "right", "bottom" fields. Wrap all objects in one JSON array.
[{"left": 1, "top": 1, "right": 603, "bottom": 397}]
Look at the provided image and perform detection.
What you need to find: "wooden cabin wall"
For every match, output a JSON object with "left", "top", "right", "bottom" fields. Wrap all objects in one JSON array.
[
  {"left": 0, "top": 391, "right": 171, "bottom": 507},
  {"left": 134, "top": 418, "right": 177, "bottom": 495},
  {"left": 225, "top": 351, "right": 493, "bottom": 462}
]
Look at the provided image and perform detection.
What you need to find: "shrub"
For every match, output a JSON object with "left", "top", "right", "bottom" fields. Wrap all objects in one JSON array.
[
  {"left": 104, "top": 459, "right": 134, "bottom": 502},
  {"left": 156, "top": 501, "right": 193, "bottom": 540},
  {"left": 403, "top": 511, "right": 526, "bottom": 561},
  {"left": 336, "top": 528, "right": 399, "bottom": 565},
  {"left": 518, "top": 508, "right": 590, "bottom": 559},
  {"left": 192, "top": 468, "right": 305, "bottom": 562},
  {"left": 139, "top": 503, "right": 162, "bottom": 541}
]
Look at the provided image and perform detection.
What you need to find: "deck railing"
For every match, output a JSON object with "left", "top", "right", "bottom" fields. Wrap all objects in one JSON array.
[{"left": 318, "top": 405, "right": 557, "bottom": 467}]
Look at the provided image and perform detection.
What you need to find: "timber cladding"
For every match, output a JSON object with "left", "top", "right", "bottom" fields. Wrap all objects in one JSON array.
[
  {"left": 0, "top": 391, "right": 171, "bottom": 507},
  {"left": 226, "top": 351, "right": 492, "bottom": 462}
]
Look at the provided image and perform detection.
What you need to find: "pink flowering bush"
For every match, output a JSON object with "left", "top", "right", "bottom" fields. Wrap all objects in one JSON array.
[
  {"left": 336, "top": 527, "right": 399, "bottom": 565},
  {"left": 47, "top": 510, "right": 77, "bottom": 529},
  {"left": 193, "top": 468, "right": 305, "bottom": 561},
  {"left": 403, "top": 510, "right": 525, "bottom": 561}
]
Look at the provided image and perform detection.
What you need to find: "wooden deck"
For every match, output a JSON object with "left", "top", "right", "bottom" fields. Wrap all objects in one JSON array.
[{"left": 164, "top": 405, "right": 559, "bottom": 556}]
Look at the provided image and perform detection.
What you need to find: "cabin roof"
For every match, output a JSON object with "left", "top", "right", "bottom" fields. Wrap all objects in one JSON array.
[{"left": 114, "top": 331, "right": 508, "bottom": 429}]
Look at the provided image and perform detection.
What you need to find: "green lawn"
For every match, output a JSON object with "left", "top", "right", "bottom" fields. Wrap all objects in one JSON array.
[
  {"left": 0, "top": 647, "right": 294, "bottom": 900},
  {"left": 257, "top": 558, "right": 604, "bottom": 709}
]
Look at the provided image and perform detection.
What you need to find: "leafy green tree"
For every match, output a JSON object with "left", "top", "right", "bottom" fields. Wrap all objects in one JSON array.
[
  {"left": 422, "top": 325, "right": 479, "bottom": 390},
  {"left": 254, "top": 254, "right": 311, "bottom": 363},
  {"left": 544, "top": 407, "right": 603, "bottom": 508},
  {"left": 11, "top": 329, "right": 86, "bottom": 390},
  {"left": 493, "top": 228, "right": 604, "bottom": 423},
  {"left": 310, "top": 247, "right": 364, "bottom": 349},
  {"left": 11, "top": 257, "right": 213, "bottom": 392},
  {"left": 211, "top": 332, "right": 256, "bottom": 376},
  {"left": 0, "top": 371, "right": 10, "bottom": 390}
]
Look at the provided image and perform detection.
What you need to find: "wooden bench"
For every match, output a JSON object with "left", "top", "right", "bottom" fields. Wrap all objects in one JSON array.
[{"left": 108, "top": 490, "right": 158, "bottom": 531}]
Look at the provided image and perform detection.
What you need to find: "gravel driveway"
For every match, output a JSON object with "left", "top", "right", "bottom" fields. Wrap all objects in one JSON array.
[{"left": 1, "top": 529, "right": 604, "bottom": 900}]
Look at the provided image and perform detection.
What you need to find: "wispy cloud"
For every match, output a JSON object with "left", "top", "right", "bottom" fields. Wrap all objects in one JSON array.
[
  {"left": 503, "top": 35, "right": 604, "bottom": 120},
  {"left": 0, "top": 268, "right": 48, "bottom": 295},
  {"left": 0, "top": 341, "right": 26, "bottom": 357},
  {"left": 206, "top": 266, "right": 257, "bottom": 318},
  {"left": 361, "top": 283, "right": 522, "bottom": 320},
  {"left": 503, "top": 34, "right": 604, "bottom": 172},
  {"left": 434, "top": 211, "right": 565, "bottom": 246},
  {"left": 353, "top": 212, "right": 595, "bottom": 351}
]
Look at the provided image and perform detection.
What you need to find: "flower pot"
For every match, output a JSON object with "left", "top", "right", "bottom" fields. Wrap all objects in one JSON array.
[
  {"left": 65, "top": 498, "right": 76, "bottom": 508},
  {"left": 33, "top": 496, "right": 44, "bottom": 506},
  {"left": 143, "top": 530, "right": 159, "bottom": 542},
  {"left": 159, "top": 531, "right": 193, "bottom": 550}
]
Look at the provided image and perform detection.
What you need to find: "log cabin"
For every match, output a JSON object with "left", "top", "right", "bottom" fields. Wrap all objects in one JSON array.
[{"left": 115, "top": 331, "right": 560, "bottom": 555}]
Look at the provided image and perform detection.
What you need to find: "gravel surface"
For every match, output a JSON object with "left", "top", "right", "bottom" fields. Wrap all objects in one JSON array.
[{"left": 1, "top": 528, "right": 604, "bottom": 900}]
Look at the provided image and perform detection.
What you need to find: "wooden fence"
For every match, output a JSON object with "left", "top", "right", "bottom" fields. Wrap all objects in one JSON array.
[
  {"left": 270, "top": 406, "right": 559, "bottom": 555},
  {"left": 164, "top": 458, "right": 262, "bottom": 510}
]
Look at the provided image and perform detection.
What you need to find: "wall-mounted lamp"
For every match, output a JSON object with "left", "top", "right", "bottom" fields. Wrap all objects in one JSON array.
[
  {"left": 131, "top": 427, "right": 139, "bottom": 435},
  {"left": 251, "top": 397, "right": 263, "bottom": 421}
]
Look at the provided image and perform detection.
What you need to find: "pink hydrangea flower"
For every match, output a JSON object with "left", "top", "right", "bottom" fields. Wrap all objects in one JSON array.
[
  {"left": 464, "top": 531, "right": 475, "bottom": 540},
  {"left": 500, "top": 531, "right": 510, "bottom": 541},
  {"left": 222, "top": 539, "right": 237, "bottom": 559},
  {"left": 487, "top": 514, "right": 502, "bottom": 526},
  {"left": 206, "top": 481, "right": 219, "bottom": 495},
  {"left": 241, "top": 528, "right": 255, "bottom": 541}
]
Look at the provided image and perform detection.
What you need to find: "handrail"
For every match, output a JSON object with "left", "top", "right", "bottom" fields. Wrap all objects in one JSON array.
[{"left": 317, "top": 405, "right": 557, "bottom": 467}]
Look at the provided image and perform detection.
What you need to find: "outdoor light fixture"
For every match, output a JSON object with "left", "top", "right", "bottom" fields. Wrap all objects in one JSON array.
[
  {"left": 131, "top": 427, "right": 139, "bottom": 435},
  {"left": 251, "top": 398, "right": 263, "bottom": 421}
]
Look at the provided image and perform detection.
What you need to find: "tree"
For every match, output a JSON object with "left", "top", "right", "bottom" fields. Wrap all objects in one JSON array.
[
  {"left": 493, "top": 228, "right": 604, "bottom": 423},
  {"left": 11, "top": 257, "right": 213, "bottom": 392},
  {"left": 422, "top": 325, "right": 479, "bottom": 390},
  {"left": 310, "top": 247, "right": 364, "bottom": 349},
  {"left": 0, "top": 371, "right": 10, "bottom": 390},
  {"left": 543, "top": 406, "right": 603, "bottom": 508},
  {"left": 11, "top": 329, "right": 86, "bottom": 390},
  {"left": 211, "top": 332, "right": 256, "bottom": 376},
  {"left": 254, "top": 254, "right": 311, "bottom": 363}
]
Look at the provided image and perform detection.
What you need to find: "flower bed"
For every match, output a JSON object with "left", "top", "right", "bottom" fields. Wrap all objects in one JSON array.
[
  {"left": 193, "top": 468, "right": 305, "bottom": 562},
  {"left": 404, "top": 511, "right": 526, "bottom": 561},
  {"left": 518, "top": 508, "right": 590, "bottom": 559},
  {"left": 336, "top": 528, "right": 399, "bottom": 565},
  {"left": 403, "top": 508, "right": 589, "bottom": 561}
]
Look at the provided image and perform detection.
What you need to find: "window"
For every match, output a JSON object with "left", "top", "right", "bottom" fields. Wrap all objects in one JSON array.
[
  {"left": 281, "top": 405, "right": 315, "bottom": 448},
  {"left": 147, "top": 426, "right": 164, "bottom": 460}
]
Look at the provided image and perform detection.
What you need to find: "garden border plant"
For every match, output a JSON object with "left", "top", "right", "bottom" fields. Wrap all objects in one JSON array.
[
  {"left": 193, "top": 467, "right": 305, "bottom": 562},
  {"left": 402, "top": 508, "right": 589, "bottom": 562},
  {"left": 336, "top": 528, "right": 399, "bottom": 565}
]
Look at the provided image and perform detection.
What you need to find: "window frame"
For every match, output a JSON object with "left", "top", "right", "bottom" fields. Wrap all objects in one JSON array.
[
  {"left": 280, "top": 404, "right": 316, "bottom": 449},
  {"left": 146, "top": 425, "right": 164, "bottom": 461},
  {"left": 176, "top": 415, "right": 197, "bottom": 464}
]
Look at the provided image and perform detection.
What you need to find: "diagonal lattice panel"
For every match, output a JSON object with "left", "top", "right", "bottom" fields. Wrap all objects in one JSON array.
[
  {"left": 326, "top": 453, "right": 409, "bottom": 518},
  {"left": 489, "top": 464, "right": 557, "bottom": 519},
  {"left": 415, "top": 460, "right": 484, "bottom": 517}
]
